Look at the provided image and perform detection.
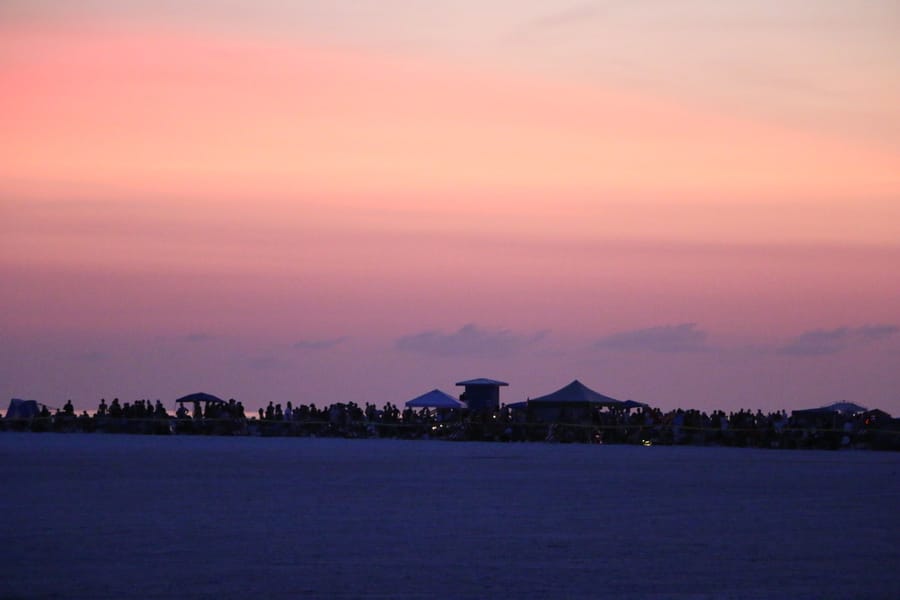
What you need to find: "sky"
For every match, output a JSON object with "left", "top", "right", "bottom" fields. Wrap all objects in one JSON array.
[{"left": 2, "top": 1, "right": 899, "bottom": 415}]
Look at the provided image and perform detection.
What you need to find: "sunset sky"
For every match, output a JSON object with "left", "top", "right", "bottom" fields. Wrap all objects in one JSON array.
[{"left": 2, "top": 1, "right": 899, "bottom": 415}]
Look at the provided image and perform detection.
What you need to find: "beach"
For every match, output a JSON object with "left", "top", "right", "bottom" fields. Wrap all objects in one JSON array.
[{"left": 1, "top": 433, "right": 898, "bottom": 598}]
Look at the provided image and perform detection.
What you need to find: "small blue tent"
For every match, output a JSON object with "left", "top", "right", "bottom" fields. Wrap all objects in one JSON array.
[{"left": 5, "top": 398, "right": 40, "bottom": 420}]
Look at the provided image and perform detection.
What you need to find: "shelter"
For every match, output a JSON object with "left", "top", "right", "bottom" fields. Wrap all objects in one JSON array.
[
  {"left": 527, "top": 380, "right": 621, "bottom": 423},
  {"left": 405, "top": 389, "right": 464, "bottom": 409},
  {"left": 175, "top": 392, "right": 227, "bottom": 418},
  {"left": 456, "top": 378, "right": 508, "bottom": 412},
  {"left": 792, "top": 401, "right": 869, "bottom": 426},
  {"left": 530, "top": 379, "right": 620, "bottom": 406},
  {"left": 175, "top": 392, "right": 226, "bottom": 405},
  {"left": 5, "top": 398, "right": 41, "bottom": 420},
  {"left": 794, "top": 401, "right": 868, "bottom": 416},
  {"left": 820, "top": 401, "right": 867, "bottom": 414},
  {"left": 620, "top": 399, "right": 649, "bottom": 410},
  {"left": 861, "top": 409, "right": 892, "bottom": 426}
]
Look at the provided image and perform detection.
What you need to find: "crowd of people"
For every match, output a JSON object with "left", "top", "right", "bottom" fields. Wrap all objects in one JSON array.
[{"left": 3, "top": 396, "right": 898, "bottom": 450}]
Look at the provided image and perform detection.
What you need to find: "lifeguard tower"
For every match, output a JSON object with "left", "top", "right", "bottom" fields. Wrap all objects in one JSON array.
[{"left": 456, "top": 378, "right": 509, "bottom": 412}]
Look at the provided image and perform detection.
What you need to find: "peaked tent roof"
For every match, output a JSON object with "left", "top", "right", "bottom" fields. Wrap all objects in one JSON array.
[
  {"left": 794, "top": 401, "right": 869, "bottom": 416},
  {"left": 820, "top": 401, "right": 867, "bottom": 414},
  {"left": 529, "top": 380, "right": 621, "bottom": 406},
  {"left": 456, "top": 378, "right": 509, "bottom": 386},
  {"left": 405, "top": 389, "right": 464, "bottom": 409}
]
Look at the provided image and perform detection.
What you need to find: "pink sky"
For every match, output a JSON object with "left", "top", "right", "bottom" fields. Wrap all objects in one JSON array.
[{"left": 2, "top": 3, "right": 899, "bottom": 414}]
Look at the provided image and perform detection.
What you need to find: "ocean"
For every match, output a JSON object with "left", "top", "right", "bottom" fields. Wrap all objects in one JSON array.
[{"left": 1, "top": 433, "right": 897, "bottom": 598}]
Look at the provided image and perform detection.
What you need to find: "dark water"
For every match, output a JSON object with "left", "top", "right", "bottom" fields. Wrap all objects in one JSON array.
[{"left": 1, "top": 434, "right": 898, "bottom": 598}]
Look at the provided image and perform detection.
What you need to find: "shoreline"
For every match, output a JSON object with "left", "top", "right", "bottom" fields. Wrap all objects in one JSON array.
[{"left": 4, "top": 413, "right": 899, "bottom": 451}]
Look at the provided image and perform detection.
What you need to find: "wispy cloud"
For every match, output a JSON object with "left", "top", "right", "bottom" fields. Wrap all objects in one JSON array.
[
  {"left": 529, "top": 3, "right": 599, "bottom": 29},
  {"left": 395, "top": 324, "right": 547, "bottom": 358},
  {"left": 779, "top": 328, "right": 849, "bottom": 356},
  {"left": 246, "top": 355, "right": 288, "bottom": 370},
  {"left": 505, "top": 2, "right": 604, "bottom": 43},
  {"left": 185, "top": 332, "right": 215, "bottom": 343},
  {"left": 293, "top": 336, "right": 349, "bottom": 351},
  {"left": 72, "top": 350, "right": 108, "bottom": 362},
  {"left": 595, "top": 323, "right": 709, "bottom": 353},
  {"left": 779, "top": 324, "right": 899, "bottom": 356},
  {"left": 856, "top": 324, "right": 899, "bottom": 342}
]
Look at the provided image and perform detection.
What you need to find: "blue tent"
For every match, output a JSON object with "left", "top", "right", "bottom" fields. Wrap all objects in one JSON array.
[
  {"left": 405, "top": 389, "right": 463, "bottom": 409},
  {"left": 5, "top": 398, "right": 40, "bottom": 420}
]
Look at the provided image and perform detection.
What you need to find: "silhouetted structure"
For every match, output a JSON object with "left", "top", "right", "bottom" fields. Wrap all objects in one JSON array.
[
  {"left": 456, "top": 378, "right": 508, "bottom": 412},
  {"left": 405, "top": 389, "right": 464, "bottom": 409},
  {"left": 4, "top": 399, "right": 41, "bottom": 421},
  {"left": 4, "top": 389, "right": 899, "bottom": 450},
  {"left": 175, "top": 392, "right": 227, "bottom": 408},
  {"left": 528, "top": 379, "right": 620, "bottom": 423}
]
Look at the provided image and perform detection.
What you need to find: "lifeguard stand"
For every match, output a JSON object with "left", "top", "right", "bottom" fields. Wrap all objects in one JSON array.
[{"left": 456, "top": 378, "right": 509, "bottom": 412}]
